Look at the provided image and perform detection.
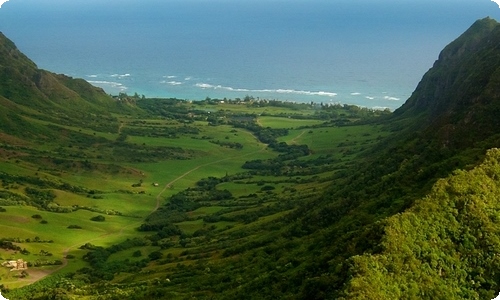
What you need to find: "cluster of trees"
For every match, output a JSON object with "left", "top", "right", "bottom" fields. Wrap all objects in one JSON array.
[
  {"left": 1, "top": 172, "right": 98, "bottom": 200},
  {"left": 231, "top": 119, "right": 288, "bottom": 144},
  {"left": 315, "top": 103, "right": 391, "bottom": 122},
  {"left": 241, "top": 142, "right": 312, "bottom": 176},
  {"left": 111, "top": 143, "right": 193, "bottom": 163},
  {"left": 137, "top": 98, "right": 206, "bottom": 122},
  {"left": 0, "top": 239, "right": 22, "bottom": 251},
  {"left": 0, "top": 189, "right": 27, "bottom": 206},
  {"left": 209, "top": 140, "right": 243, "bottom": 149},
  {"left": 121, "top": 125, "right": 200, "bottom": 139},
  {"left": 139, "top": 176, "right": 235, "bottom": 234},
  {"left": 4, "top": 236, "right": 53, "bottom": 243},
  {"left": 77, "top": 239, "right": 151, "bottom": 282},
  {"left": 24, "top": 187, "right": 56, "bottom": 209},
  {"left": 246, "top": 99, "right": 313, "bottom": 110}
]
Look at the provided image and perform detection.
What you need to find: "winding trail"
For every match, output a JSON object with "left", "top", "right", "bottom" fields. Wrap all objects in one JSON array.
[
  {"left": 290, "top": 130, "right": 307, "bottom": 144},
  {"left": 24, "top": 143, "right": 267, "bottom": 285}
]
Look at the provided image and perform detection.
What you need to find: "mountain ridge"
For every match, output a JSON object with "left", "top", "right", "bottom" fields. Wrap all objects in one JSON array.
[{"left": 0, "top": 31, "right": 132, "bottom": 118}]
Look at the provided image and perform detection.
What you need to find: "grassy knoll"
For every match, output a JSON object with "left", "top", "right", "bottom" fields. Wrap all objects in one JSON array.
[
  {"left": 0, "top": 207, "right": 141, "bottom": 247},
  {"left": 279, "top": 124, "right": 388, "bottom": 157}
]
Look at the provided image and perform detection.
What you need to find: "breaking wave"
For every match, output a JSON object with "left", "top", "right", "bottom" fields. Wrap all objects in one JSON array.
[
  {"left": 110, "top": 73, "right": 131, "bottom": 79},
  {"left": 195, "top": 83, "right": 337, "bottom": 97},
  {"left": 164, "top": 81, "right": 183, "bottom": 85},
  {"left": 384, "top": 96, "right": 400, "bottom": 101}
]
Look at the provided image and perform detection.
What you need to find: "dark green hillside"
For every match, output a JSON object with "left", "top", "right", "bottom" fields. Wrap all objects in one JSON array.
[{"left": 343, "top": 148, "right": 500, "bottom": 299}]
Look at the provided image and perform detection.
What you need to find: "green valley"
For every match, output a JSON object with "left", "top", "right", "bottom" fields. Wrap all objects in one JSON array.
[{"left": 2, "top": 17, "right": 500, "bottom": 300}]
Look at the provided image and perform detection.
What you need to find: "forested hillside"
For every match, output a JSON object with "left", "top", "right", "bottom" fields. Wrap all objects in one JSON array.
[{"left": 343, "top": 148, "right": 500, "bottom": 299}]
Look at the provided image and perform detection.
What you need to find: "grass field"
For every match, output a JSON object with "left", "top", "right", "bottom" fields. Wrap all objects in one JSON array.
[
  {"left": 257, "top": 116, "right": 325, "bottom": 129},
  {"left": 278, "top": 124, "right": 388, "bottom": 156}
]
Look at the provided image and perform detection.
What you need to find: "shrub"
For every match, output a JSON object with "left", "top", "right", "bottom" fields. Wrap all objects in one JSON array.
[
  {"left": 260, "top": 185, "right": 276, "bottom": 191},
  {"left": 149, "top": 251, "right": 163, "bottom": 261},
  {"left": 90, "top": 215, "right": 105, "bottom": 222}
]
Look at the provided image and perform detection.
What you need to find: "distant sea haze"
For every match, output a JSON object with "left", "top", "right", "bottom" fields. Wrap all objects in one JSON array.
[{"left": 0, "top": 0, "right": 499, "bottom": 110}]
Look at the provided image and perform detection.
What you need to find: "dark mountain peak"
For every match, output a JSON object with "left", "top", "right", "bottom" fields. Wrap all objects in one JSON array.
[
  {"left": 392, "top": 17, "right": 500, "bottom": 148},
  {"left": 395, "top": 17, "right": 500, "bottom": 118},
  {"left": 435, "top": 17, "right": 498, "bottom": 65}
]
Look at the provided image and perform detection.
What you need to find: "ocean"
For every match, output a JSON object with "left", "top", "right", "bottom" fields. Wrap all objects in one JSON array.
[{"left": 1, "top": 0, "right": 499, "bottom": 110}]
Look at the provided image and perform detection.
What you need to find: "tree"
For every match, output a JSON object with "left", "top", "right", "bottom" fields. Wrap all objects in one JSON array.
[{"left": 148, "top": 251, "right": 163, "bottom": 261}]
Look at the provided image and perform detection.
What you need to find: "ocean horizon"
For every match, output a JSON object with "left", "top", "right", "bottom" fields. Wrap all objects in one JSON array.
[{"left": 1, "top": 0, "right": 499, "bottom": 110}]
